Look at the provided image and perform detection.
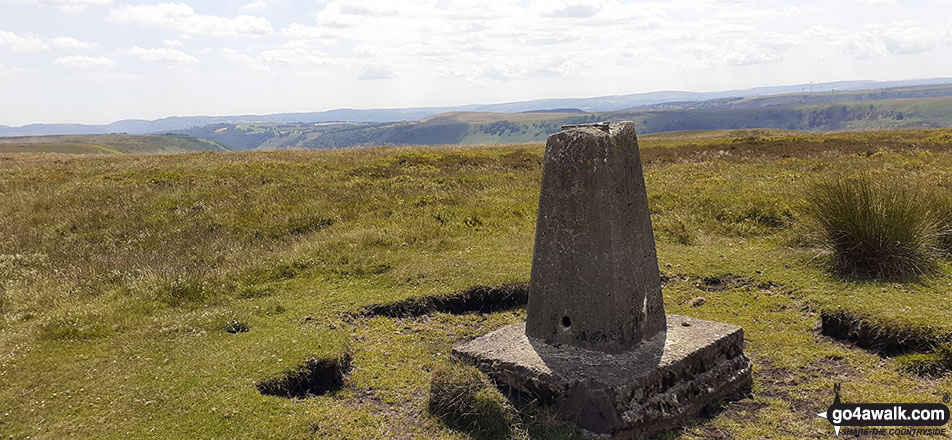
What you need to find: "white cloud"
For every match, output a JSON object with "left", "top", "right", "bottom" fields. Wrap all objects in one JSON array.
[
  {"left": 805, "top": 25, "right": 837, "bottom": 37},
  {"left": 479, "top": 55, "right": 591, "bottom": 81},
  {"left": 857, "top": 0, "right": 896, "bottom": 5},
  {"left": 616, "top": 47, "right": 661, "bottom": 65},
  {"left": 239, "top": 0, "right": 267, "bottom": 11},
  {"left": 120, "top": 46, "right": 197, "bottom": 64},
  {"left": 721, "top": 39, "right": 782, "bottom": 65},
  {"left": 544, "top": 1, "right": 603, "bottom": 18},
  {"left": 54, "top": 55, "right": 114, "bottom": 68},
  {"left": 0, "top": 64, "right": 29, "bottom": 77},
  {"left": 834, "top": 22, "right": 950, "bottom": 58},
  {"left": 0, "top": 30, "right": 49, "bottom": 51},
  {"left": 333, "top": 1, "right": 399, "bottom": 17},
  {"left": 675, "top": 38, "right": 782, "bottom": 67},
  {"left": 878, "top": 23, "right": 949, "bottom": 54},
  {"left": 108, "top": 2, "right": 273, "bottom": 36},
  {"left": 357, "top": 64, "right": 397, "bottom": 80},
  {"left": 220, "top": 47, "right": 272, "bottom": 74},
  {"left": 259, "top": 40, "right": 340, "bottom": 65},
  {"left": 50, "top": 36, "right": 100, "bottom": 50},
  {"left": 281, "top": 23, "right": 336, "bottom": 44},
  {"left": 4, "top": 0, "right": 111, "bottom": 13},
  {"left": 163, "top": 39, "right": 183, "bottom": 47},
  {"left": 1, "top": 31, "right": 100, "bottom": 51}
]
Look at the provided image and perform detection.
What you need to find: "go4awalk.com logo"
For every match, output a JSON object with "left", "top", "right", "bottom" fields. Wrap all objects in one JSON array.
[{"left": 816, "top": 384, "right": 950, "bottom": 437}]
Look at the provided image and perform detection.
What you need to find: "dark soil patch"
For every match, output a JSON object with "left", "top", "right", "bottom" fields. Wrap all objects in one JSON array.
[
  {"left": 225, "top": 320, "right": 249, "bottom": 333},
  {"left": 357, "top": 284, "right": 529, "bottom": 318},
  {"left": 699, "top": 274, "right": 756, "bottom": 291},
  {"left": 660, "top": 272, "right": 780, "bottom": 292},
  {"left": 819, "top": 310, "right": 938, "bottom": 354},
  {"left": 257, "top": 354, "right": 352, "bottom": 399}
]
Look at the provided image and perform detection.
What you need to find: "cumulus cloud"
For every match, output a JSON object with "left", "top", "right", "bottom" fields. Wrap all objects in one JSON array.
[
  {"left": 357, "top": 64, "right": 397, "bottom": 80},
  {"left": 834, "top": 22, "right": 950, "bottom": 58},
  {"left": 0, "top": 30, "right": 48, "bottom": 51},
  {"left": 478, "top": 55, "right": 591, "bottom": 82},
  {"left": 721, "top": 39, "right": 782, "bottom": 65},
  {"left": 50, "top": 36, "right": 100, "bottom": 50},
  {"left": 4, "top": 0, "right": 111, "bottom": 13},
  {"left": 281, "top": 23, "right": 336, "bottom": 44},
  {"left": 54, "top": 55, "right": 114, "bottom": 68},
  {"left": 544, "top": 1, "right": 603, "bottom": 18},
  {"left": 108, "top": 2, "right": 273, "bottom": 36},
  {"left": 259, "top": 40, "right": 339, "bottom": 65},
  {"left": 0, "top": 30, "right": 99, "bottom": 51},
  {"left": 239, "top": 0, "right": 267, "bottom": 11},
  {"left": 120, "top": 46, "right": 197, "bottom": 64},
  {"left": 675, "top": 38, "right": 782, "bottom": 67}
]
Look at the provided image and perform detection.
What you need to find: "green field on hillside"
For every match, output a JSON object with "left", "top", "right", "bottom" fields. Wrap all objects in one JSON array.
[
  {"left": 0, "top": 134, "right": 229, "bottom": 154},
  {"left": 2, "top": 129, "right": 952, "bottom": 439},
  {"left": 171, "top": 97, "right": 952, "bottom": 151}
]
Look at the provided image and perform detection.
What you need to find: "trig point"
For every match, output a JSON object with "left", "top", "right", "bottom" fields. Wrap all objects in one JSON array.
[
  {"left": 454, "top": 122, "right": 752, "bottom": 438},
  {"left": 527, "top": 120, "right": 665, "bottom": 353}
]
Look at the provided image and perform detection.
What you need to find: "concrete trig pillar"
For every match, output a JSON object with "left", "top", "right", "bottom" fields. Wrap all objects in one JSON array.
[{"left": 526, "top": 121, "right": 665, "bottom": 353}]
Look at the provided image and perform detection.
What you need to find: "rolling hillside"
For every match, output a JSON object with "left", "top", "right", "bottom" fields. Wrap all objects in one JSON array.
[
  {"left": 3, "top": 78, "right": 951, "bottom": 137},
  {"left": 0, "top": 134, "right": 229, "bottom": 154},
  {"left": 171, "top": 94, "right": 952, "bottom": 150}
]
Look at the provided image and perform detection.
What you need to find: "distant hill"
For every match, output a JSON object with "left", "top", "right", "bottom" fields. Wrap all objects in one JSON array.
[
  {"left": 3, "top": 77, "right": 951, "bottom": 137},
  {"left": 521, "top": 108, "right": 587, "bottom": 114},
  {"left": 168, "top": 91, "right": 952, "bottom": 150},
  {"left": 0, "top": 134, "right": 229, "bottom": 154}
]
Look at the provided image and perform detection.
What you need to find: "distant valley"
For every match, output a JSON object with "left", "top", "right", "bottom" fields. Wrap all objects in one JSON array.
[
  {"left": 172, "top": 85, "right": 952, "bottom": 151},
  {"left": 3, "top": 79, "right": 952, "bottom": 153},
  {"left": 2, "top": 77, "right": 950, "bottom": 138}
]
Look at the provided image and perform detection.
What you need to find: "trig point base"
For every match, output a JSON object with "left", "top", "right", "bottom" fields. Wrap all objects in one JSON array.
[
  {"left": 452, "top": 122, "right": 751, "bottom": 437},
  {"left": 453, "top": 315, "right": 752, "bottom": 438}
]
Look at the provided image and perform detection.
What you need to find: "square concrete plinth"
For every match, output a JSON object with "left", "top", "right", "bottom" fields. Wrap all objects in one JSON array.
[{"left": 453, "top": 314, "right": 752, "bottom": 438}]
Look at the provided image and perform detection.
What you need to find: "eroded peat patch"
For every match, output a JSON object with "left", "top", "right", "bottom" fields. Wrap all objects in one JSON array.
[
  {"left": 820, "top": 310, "right": 952, "bottom": 377},
  {"left": 257, "top": 354, "right": 353, "bottom": 399},
  {"left": 355, "top": 284, "right": 528, "bottom": 318}
]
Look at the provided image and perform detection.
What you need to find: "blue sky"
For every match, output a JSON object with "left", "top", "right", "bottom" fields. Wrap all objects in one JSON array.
[{"left": 1, "top": 0, "right": 950, "bottom": 125}]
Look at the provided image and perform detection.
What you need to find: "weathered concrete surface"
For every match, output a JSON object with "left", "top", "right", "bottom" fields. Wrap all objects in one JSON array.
[
  {"left": 454, "top": 315, "right": 752, "bottom": 438},
  {"left": 526, "top": 121, "right": 665, "bottom": 353}
]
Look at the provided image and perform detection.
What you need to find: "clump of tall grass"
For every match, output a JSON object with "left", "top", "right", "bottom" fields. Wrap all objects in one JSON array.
[
  {"left": 931, "top": 194, "right": 952, "bottom": 256},
  {"left": 429, "top": 362, "right": 517, "bottom": 439},
  {"left": 805, "top": 174, "right": 942, "bottom": 280}
]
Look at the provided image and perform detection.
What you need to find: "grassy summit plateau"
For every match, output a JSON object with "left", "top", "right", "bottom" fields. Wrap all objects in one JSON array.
[{"left": 2, "top": 129, "right": 952, "bottom": 439}]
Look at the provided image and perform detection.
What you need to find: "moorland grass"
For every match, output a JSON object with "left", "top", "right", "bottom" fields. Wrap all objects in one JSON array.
[
  {"left": 805, "top": 174, "right": 942, "bottom": 280},
  {"left": 3, "top": 129, "right": 952, "bottom": 439},
  {"left": 429, "top": 363, "right": 517, "bottom": 439}
]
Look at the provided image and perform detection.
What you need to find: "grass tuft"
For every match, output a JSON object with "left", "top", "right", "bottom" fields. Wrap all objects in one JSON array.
[
  {"left": 655, "top": 214, "right": 697, "bottom": 245},
  {"left": 428, "top": 362, "right": 516, "bottom": 439},
  {"left": 37, "top": 311, "right": 111, "bottom": 341},
  {"left": 805, "top": 174, "right": 941, "bottom": 280},
  {"left": 896, "top": 346, "right": 952, "bottom": 377}
]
